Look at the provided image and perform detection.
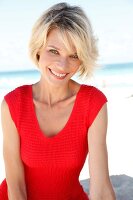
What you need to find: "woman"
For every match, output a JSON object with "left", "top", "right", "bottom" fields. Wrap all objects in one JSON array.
[{"left": 0, "top": 2, "right": 116, "bottom": 200}]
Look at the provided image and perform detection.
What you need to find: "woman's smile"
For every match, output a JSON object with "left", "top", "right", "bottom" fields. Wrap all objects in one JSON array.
[{"left": 48, "top": 68, "right": 69, "bottom": 80}]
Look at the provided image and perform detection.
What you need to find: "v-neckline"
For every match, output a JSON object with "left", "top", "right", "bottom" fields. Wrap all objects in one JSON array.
[{"left": 29, "top": 84, "right": 83, "bottom": 140}]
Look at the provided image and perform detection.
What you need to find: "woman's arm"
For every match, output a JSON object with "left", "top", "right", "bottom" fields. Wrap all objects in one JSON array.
[
  {"left": 1, "top": 99, "right": 27, "bottom": 200},
  {"left": 88, "top": 103, "right": 116, "bottom": 200}
]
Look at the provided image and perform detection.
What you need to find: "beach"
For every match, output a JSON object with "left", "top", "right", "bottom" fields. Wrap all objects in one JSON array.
[{"left": 0, "top": 1, "right": 133, "bottom": 198}]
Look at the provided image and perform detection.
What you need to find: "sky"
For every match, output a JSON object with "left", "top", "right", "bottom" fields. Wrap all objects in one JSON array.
[{"left": 0, "top": 0, "right": 133, "bottom": 71}]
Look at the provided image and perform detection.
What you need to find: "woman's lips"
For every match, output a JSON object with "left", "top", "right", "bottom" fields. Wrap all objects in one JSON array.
[{"left": 48, "top": 68, "right": 68, "bottom": 79}]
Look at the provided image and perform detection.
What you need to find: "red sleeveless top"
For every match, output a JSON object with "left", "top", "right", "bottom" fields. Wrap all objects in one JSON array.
[{"left": 0, "top": 84, "right": 107, "bottom": 200}]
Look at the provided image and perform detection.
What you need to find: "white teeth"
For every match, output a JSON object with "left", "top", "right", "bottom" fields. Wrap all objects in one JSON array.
[{"left": 50, "top": 69, "right": 67, "bottom": 77}]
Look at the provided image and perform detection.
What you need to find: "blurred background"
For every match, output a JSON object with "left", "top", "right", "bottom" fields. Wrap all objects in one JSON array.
[{"left": 0, "top": 0, "right": 133, "bottom": 182}]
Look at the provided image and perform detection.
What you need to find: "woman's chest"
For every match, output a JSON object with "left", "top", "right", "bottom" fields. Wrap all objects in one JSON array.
[
  {"left": 19, "top": 89, "right": 88, "bottom": 167},
  {"left": 33, "top": 97, "right": 76, "bottom": 138}
]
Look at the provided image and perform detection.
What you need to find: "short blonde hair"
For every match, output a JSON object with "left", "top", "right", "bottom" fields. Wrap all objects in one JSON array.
[{"left": 29, "top": 2, "right": 98, "bottom": 79}]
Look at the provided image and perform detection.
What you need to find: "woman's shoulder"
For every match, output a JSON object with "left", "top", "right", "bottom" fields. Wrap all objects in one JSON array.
[
  {"left": 81, "top": 84, "right": 104, "bottom": 93},
  {"left": 3, "top": 84, "right": 32, "bottom": 110},
  {"left": 4, "top": 84, "right": 31, "bottom": 98},
  {"left": 81, "top": 84, "right": 107, "bottom": 102},
  {"left": 2, "top": 85, "right": 32, "bottom": 124},
  {"left": 82, "top": 84, "right": 102, "bottom": 92}
]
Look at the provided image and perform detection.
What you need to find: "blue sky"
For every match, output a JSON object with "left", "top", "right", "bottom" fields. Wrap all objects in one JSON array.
[{"left": 0, "top": 0, "right": 133, "bottom": 71}]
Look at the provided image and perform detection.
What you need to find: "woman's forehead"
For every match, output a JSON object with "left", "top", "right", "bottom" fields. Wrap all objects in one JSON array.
[{"left": 46, "top": 28, "right": 77, "bottom": 53}]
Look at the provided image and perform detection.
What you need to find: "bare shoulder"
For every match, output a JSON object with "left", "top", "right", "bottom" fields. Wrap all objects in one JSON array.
[
  {"left": 88, "top": 103, "right": 107, "bottom": 140},
  {"left": 1, "top": 98, "right": 9, "bottom": 115},
  {"left": 1, "top": 98, "right": 12, "bottom": 118},
  {"left": 1, "top": 98, "right": 19, "bottom": 138}
]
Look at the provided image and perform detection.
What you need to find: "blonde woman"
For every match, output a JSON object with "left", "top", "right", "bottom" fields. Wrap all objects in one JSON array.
[{"left": 0, "top": 2, "right": 116, "bottom": 200}]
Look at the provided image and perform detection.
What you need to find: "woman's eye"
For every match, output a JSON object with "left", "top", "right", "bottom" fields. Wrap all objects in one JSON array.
[
  {"left": 49, "top": 49, "right": 59, "bottom": 55},
  {"left": 70, "top": 54, "right": 79, "bottom": 59}
]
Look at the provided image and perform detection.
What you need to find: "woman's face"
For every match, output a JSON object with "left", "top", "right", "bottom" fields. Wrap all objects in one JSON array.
[{"left": 38, "top": 28, "right": 81, "bottom": 86}]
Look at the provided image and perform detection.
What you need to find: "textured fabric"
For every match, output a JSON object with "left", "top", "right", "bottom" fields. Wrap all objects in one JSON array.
[{"left": 0, "top": 84, "right": 107, "bottom": 200}]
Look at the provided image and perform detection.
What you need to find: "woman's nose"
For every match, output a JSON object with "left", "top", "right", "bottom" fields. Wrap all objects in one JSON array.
[{"left": 56, "top": 58, "right": 69, "bottom": 70}]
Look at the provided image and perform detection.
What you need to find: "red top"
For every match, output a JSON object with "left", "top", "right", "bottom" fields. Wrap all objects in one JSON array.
[{"left": 0, "top": 84, "right": 107, "bottom": 200}]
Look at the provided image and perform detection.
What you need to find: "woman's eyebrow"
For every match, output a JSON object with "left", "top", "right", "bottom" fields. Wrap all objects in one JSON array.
[
  {"left": 47, "top": 45, "right": 60, "bottom": 50},
  {"left": 47, "top": 45, "right": 77, "bottom": 55}
]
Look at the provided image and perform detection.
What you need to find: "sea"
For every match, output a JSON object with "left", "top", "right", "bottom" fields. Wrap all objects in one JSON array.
[{"left": 0, "top": 62, "right": 133, "bottom": 98}]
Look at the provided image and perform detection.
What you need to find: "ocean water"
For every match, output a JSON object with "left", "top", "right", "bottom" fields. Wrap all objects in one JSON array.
[
  {"left": 0, "top": 62, "right": 133, "bottom": 98},
  {"left": 95, "top": 62, "right": 133, "bottom": 87}
]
